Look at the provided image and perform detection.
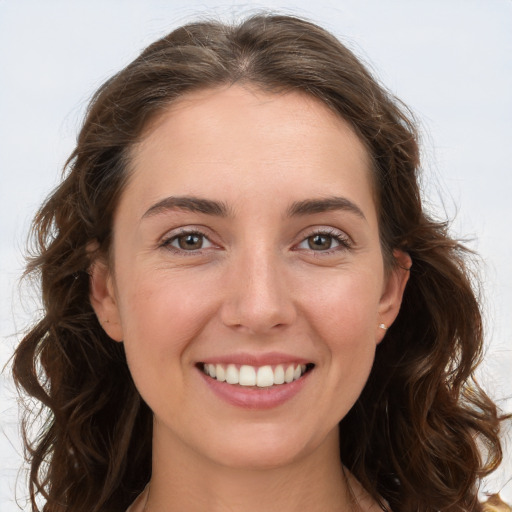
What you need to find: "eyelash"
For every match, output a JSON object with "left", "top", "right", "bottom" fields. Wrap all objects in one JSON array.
[
  {"left": 160, "top": 228, "right": 214, "bottom": 255},
  {"left": 159, "top": 227, "right": 352, "bottom": 255},
  {"left": 295, "top": 228, "right": 352, "bottom": 255}
]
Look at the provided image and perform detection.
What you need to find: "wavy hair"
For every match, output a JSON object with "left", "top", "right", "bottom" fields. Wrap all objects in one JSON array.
[{"left": 13, "top": 13, "right": 507, "bottom": 512}]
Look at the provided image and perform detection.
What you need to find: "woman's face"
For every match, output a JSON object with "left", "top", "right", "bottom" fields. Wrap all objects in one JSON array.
[{"left": 91, "top": 86, "right": 409, "bottom": 470}]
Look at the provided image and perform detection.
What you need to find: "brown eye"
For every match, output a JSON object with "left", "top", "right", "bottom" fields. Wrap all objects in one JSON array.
[
  {"left": 296, "top": 230, "right": 350, "bottom": 253},
  {"left": 164, "top": 232, "right": 213, "bottom": 252},
  {"left": 307, "top": 234, "right": 334, "bottom": 251},
  {"left": 177, "top": 234, "right": 204, "bottom": 250}
]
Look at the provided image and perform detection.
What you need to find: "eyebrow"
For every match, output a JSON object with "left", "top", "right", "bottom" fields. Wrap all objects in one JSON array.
[
  {"left": 287, "top": 196, "right": 366, "bottom": 221},
  {"left": 141, "top": 195, "right": 366, "bottom": 221},
  {"left": 142, "top": 196, "right": 230, "bottom": 219}
]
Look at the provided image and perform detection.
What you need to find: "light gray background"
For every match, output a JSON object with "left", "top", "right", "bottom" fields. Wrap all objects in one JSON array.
[{"left": 1, "top": 1, "right": 511, "bottom": 509}]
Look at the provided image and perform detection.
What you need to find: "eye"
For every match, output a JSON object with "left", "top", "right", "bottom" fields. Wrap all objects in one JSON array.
[
  {"left": 162, "top": 231, "right": 214, "bottom": 252},
  {"left": 295, "top": 229, "right": 351, "bottom": 252},
  {"left": 306, "top": 234, "right": 338, "bottom": 251}
]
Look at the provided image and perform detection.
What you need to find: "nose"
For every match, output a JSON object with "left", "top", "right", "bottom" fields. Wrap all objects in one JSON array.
[{"left": 220, "top": 247, "right": 297, "bottom": 335}]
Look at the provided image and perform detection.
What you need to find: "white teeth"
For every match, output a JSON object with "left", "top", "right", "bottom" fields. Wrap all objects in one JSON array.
[
  {"left": 203, "top": 363, "right": 310, "bottom": 387},
  {"left": 225, "top": 364, "right": 239, "bottom": 384},
  {"left": 284, "top": 365, "right": 294, "bottom": 383},
  {"left": 216, "top": 364, "right": 226, "bottom": 382},
  {"left": 274, "top": 365, "right": 285, "bottom": 384},
  {"left": 239, "top": 365, "right": 256, "bottom": 386},
  {"left": 256, "top": 365, "right": 274, "bottom": 387}
]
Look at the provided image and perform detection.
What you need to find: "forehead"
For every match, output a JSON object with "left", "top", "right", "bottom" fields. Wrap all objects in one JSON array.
[
  {"left": 123, "top": 85, "right": 376, "bottom": 221},
  {"left": 137, "top": 85, "right": 369, "bottom": 158}
]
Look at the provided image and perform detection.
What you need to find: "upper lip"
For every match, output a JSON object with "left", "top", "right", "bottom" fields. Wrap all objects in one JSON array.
[{"left": 199, "top": 352, "right": 313, "bottom": 367}]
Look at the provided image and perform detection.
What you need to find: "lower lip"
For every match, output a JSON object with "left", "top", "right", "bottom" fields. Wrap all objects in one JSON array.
[{"left": 198, "top": 368, "right": 312, "bottom": 410}]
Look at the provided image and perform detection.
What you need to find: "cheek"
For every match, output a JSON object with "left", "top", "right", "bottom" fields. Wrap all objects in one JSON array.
[
  {"left": 114, "top": 270, "right": 216, "bottom": 390},
  {"left": 303, "top": 267, "right": 382, "bottom": 340},
  {"left": 118, "top": 267, "right": 211, "bottom": 338},
  {"left": 301, "top": 270, "right": 381, "bottom": 405}
]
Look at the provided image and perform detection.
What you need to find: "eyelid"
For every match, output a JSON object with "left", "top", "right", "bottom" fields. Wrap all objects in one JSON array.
[
  {"left": 293, "top": 226, "right": 353, "bottom": 253},
  {"left": 157, "top": 225, "right": 352, "bottom": 255},
  {"left": 159, "top": 226, "right": 219, "bottom": 253}
]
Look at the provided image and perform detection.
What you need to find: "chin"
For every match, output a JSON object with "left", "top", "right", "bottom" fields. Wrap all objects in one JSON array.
[
  {"left": 200, "top": 423, "right": 329, "bottom": 471},
  {"left": 210, "top": 444, "right": 303, "bottom": 471}
]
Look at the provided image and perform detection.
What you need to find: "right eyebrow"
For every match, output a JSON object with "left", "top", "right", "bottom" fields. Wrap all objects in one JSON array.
[
  {"left": 286, "top": 196, "right": 367, "bottom": 221},
  {"left": 141, "top": 196, "right": 231, "bottom": 220}
]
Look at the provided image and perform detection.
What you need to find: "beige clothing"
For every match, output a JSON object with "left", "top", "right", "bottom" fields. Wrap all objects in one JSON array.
[
  {"left": 125, "top": 484, "right": 512, "bottom": 512},
  {"left": 124, "top": 475, "right": 390, "bottom": 511}
]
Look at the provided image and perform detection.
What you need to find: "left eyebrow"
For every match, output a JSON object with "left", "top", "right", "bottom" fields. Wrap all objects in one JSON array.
[
  {"left": 141, "top": 196, "right": 231, "bottom": 220},
  {"left": 286, "top": 196, "right": 367, "bottom": 221}
]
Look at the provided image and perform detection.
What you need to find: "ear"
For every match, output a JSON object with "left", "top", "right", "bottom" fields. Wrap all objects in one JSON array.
[
  {"left": 376, "top": 249, "right": 411, "bottom": 344},
  {"left": 89, "top": 258, "right": 124, "bottom": 342}
]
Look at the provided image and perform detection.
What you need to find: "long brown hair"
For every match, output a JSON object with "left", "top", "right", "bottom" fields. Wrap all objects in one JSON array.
[{"left": 13, "top": 13, "right": 508, "bottom": 512}]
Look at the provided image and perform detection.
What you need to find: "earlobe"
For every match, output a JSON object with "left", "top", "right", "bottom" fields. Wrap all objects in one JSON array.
[
  {"left": 376, "top": 249, "right": 411, "bottom": 343},
  {"left": 89, "top": 259, "right": 124, "bottom": 342}
]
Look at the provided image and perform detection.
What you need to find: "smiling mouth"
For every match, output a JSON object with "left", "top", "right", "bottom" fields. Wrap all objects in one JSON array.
[{"left": 199, "top": 363, "right": 315, "bottom": 388}]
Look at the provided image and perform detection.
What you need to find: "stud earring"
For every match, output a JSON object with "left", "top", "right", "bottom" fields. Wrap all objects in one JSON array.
[{"left": 378, "top": 323, "right": 387, "bottom": 330}]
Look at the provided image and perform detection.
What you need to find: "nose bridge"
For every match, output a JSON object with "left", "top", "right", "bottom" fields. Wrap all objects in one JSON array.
[{"left": 221, "top": 241, "right": 295, "bottom": 333}]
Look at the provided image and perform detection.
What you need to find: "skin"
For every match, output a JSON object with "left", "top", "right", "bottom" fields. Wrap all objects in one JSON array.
[{"left": 90, "top": 85, "right": 410, "bottom": 512}]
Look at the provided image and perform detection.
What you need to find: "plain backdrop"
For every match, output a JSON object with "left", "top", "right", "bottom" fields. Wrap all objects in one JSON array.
[{"left": 1, "top": 1, "right": 511, "bottom": 509}]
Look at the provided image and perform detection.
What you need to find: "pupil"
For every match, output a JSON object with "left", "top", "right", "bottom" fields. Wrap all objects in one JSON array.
[
  {"left": 309, "top": 235, "right": 331, "bottom": 250},
  {"left": 179, "top": 234, "right": 202, "bottom": 250}
]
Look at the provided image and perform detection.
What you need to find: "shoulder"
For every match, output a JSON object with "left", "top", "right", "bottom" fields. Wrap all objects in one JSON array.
[
  {"left": 344, "top": 469, "right": 392, "bottom": 512},
  {"left": 125, "top": 485, "right": 149, "bottom": 512}
]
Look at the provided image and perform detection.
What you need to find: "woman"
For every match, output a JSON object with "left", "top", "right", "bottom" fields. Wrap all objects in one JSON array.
[{"left": 13, "top": 13, "right": 508, "bottom": 512}]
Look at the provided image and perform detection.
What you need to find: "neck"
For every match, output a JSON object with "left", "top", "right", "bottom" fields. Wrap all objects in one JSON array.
[{"left": 146, "top": 426, "right": 357, "bottom": 512}]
